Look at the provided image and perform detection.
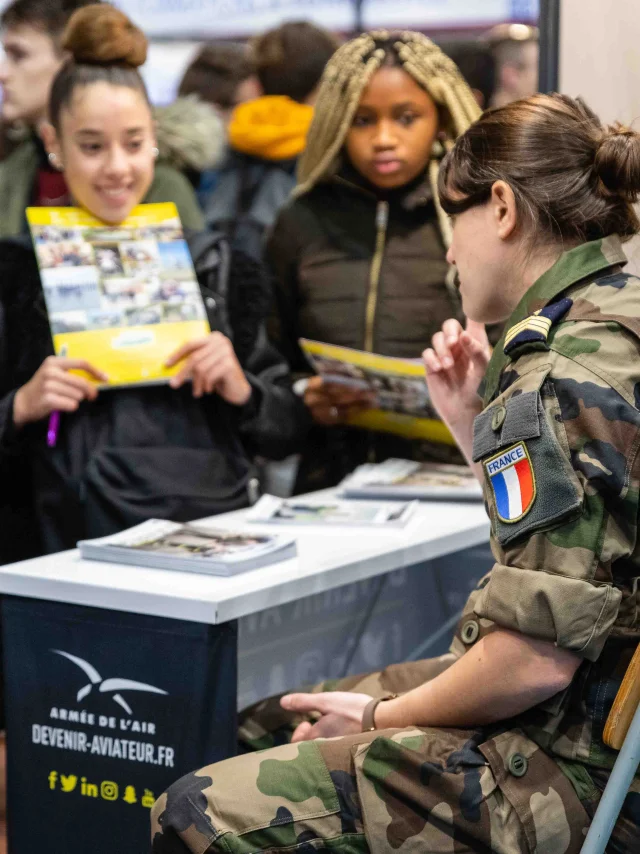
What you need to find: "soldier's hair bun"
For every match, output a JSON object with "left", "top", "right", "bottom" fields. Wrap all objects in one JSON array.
[
  {"left": 594, "top": 125, "right": 640, "bottom": 201},
  {"left": 439, "top": 93, "right": 640, "bottom": 243},
  {"left": 61, "top": 4, "right": 147, "bottom": 69}
]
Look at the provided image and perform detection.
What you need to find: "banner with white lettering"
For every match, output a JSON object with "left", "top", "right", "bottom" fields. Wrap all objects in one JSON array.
[{"left": 2, "top": 597, "right": 237, "bottom": 854}]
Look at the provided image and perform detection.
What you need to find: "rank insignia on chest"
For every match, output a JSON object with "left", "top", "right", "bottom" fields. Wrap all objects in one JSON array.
[{"left": 484, "top": 442, "right": 536, "bottom": 522}]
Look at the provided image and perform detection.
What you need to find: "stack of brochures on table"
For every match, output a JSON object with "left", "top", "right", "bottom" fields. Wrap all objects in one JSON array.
[
  {"left": 78, "top": 519, "right": 296, "bottom": 576},
  {"left": 340, "top": 459, "right": 483, "bottom": 501},
  {"left": 247, "top": 494, "right": 418, "bottom": 528}
]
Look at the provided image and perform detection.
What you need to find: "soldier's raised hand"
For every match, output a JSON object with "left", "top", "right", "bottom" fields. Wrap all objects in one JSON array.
[{"left": 422, "top": 318, "right": 491, "bottom": 430}]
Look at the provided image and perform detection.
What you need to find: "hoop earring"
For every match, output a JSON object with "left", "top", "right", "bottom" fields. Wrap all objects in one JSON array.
[
  {"left": 48, "top": 151, "right": 63, "bottom": 170},
  {"left": 151, "top": 147, "right": 159, "bottom": 159}
]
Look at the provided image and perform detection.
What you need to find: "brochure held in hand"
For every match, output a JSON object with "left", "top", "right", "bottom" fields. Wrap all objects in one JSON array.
[
  {"left": 27, "top": 202, "right": 209, "bottom": 388},
  {"left": 299, "top": 338, "right": 454, "bottom": 444},
  {"left": 78, "top": 519, "right": 297, "bottom": 576}
]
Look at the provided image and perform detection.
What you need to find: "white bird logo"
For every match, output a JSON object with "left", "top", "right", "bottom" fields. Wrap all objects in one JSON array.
[{"left": 52, "top": 650, "right": 168, "bottom": 715}]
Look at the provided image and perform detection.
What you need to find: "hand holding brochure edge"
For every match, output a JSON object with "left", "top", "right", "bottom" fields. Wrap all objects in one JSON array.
[
  {"left": 304, "top": 375, "right": 375, "bottom": 425},
  {"left": 165, "top": 331, "right": 252, "bottom": 404},
  {"left": 298, "top": 338, "right": 456, "bottom": 444},
  {"left": 13, "top": 354, "right": 108, "bottom": 429}
]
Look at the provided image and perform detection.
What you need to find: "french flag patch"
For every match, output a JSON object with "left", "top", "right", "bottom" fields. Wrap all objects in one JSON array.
[{"left": 485, "top": 442, "right": 536, "bottom": 523}]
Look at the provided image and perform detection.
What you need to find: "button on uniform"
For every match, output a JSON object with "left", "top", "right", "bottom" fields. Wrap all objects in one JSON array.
[
  {"left": 491, "top": 405, "right": 507, "bottom": 431},
  {"left": 461, "top": 619, "right": 480, "bottom": 645},
  {"left": 508, "top": 753, "right": 528, "bottom": 777}
]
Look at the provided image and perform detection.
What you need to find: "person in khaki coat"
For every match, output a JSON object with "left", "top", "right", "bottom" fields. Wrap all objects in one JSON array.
[
  {"left": 151, "top": 93, "right": 640, "bottom": 853},
  {"left": 266, "top": 32, "right": 481, "bottom": 493}
]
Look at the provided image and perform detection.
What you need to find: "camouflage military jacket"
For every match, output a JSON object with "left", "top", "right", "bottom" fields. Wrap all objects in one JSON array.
[{"left": 461, "top": 235, "right": 640, "bottom": 785}]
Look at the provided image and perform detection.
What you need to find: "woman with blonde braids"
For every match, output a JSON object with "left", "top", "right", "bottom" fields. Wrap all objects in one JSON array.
[{"left": 267, "top": 30, "right": 480, "bottom": 492}]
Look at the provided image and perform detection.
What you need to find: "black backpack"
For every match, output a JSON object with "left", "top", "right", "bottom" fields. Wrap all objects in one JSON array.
[{"left": 203, "top": 154, "right": 297, "bottom": 261}]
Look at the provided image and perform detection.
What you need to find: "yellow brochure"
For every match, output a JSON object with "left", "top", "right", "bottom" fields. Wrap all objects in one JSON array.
[
  {"left": 299, "top": 338, "right": 455, "bottom": 445},
  {"left": 27, "top": 203, "right": 210, "bottom": 387}
]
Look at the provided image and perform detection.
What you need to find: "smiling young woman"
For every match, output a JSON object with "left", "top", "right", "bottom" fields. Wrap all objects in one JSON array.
[
  {"left": 0, "top": 0, "right": 206, "bottom": 238},
  {"left": 0, "top": 5, "right": 307, "bottom": 563}
]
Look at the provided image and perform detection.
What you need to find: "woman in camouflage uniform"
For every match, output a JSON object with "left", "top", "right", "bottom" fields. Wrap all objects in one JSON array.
[{"left": 152, "top": 94, "right": 640, "bottom": 853}]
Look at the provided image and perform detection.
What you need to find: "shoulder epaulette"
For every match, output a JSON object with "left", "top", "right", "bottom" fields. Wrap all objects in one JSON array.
[{"left": 504, "top": 297, "right": 573, "bottom": 356}]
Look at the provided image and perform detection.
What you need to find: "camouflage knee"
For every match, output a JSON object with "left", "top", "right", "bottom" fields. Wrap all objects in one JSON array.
[{"left": 151, "top": 738, "right": 375, "bottom": 854}]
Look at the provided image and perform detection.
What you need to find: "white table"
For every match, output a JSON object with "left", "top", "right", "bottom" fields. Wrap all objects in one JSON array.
[
  {"left": 0, "top": 495, "right": 490, "bottom": 854},
  {"left": 0, "top": 495, "right": 490, "bottom": 624}
]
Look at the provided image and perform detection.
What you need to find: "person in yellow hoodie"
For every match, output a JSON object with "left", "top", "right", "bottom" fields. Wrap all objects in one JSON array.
[{"left": 203, "top": 21, "right": 339, "bottom": 260}]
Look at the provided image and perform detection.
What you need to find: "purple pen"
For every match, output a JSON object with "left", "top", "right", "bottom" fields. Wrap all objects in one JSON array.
[
  {"left": 47, "top": 343, "right": 67, "bottom": 448},
  {"left": 47, "top": 409, "right": 61, "bottom": 448}
]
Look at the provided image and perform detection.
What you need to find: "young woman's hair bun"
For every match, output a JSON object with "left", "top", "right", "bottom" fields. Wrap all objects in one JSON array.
[
  {"left": 594, "top": 123, "right": 640, "bottom": 202},
  {"left": 62, "top": 4, "right": 147, "bottom": 69}
]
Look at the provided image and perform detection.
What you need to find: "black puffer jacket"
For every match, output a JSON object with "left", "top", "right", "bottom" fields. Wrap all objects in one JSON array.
[
  {"left": 267, "top": 172, "right": 464, "bottom": 493},
  {"left": 0, "top": 233, "right": 308, "bottom": 562}
]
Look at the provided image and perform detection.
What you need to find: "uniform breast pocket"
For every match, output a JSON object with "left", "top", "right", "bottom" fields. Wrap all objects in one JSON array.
[{"left": 473, "top": 389, "right": 583, "bottom": 545}]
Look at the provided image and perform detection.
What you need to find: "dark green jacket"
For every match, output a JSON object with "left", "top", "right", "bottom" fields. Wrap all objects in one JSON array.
[{"left": 0, "top": 138, "right": 204, "bottom": 237}]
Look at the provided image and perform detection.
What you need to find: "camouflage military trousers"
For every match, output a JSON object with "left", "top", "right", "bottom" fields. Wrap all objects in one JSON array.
[{"left": 151, "top": 654, "right": 591, "bottom": 853}]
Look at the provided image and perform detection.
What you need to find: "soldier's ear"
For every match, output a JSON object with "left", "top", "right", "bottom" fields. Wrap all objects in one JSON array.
[{"left": 490, "top": 180, "right": 518, "bottom": 241}]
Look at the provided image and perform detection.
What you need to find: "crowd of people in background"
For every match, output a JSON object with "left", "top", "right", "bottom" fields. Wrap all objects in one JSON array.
[{"left": 0, "top": 0, "right": 541, "bottom": 562}]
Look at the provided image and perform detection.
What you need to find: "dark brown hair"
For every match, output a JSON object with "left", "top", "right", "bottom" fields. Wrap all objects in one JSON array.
[
  {"left": 178, "top": 42, "right": 254, "bottom": 109},
  {"left": 439, "top": 93, "right": 640, "bottom": 242},
  {"left": 0, "top": 0, "right": 98, "bottom": 50},
  {"left": 48, "top": 4, "right": 149, "bottom": 130},
  {"left": 251, "top": 20, "right": 338, "bottom": 103}
]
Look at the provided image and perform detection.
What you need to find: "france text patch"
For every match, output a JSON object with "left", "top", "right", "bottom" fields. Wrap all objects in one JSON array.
[{"left": 485, "top": 442, "right": 536, "bottom": 523}]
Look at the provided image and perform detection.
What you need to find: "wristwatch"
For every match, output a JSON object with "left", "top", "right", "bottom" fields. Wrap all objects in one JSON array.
[{"left": 361, "top": 693, "right": 398, "bottom": 732}]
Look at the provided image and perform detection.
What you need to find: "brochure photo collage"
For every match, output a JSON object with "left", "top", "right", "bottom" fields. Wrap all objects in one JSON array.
[{"left": 32, "top": 219, "right": 207, "bottom": 335}]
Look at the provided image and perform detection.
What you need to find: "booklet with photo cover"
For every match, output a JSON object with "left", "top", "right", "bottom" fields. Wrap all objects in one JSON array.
[
  {"left": 340, "top": 459, "right": 483, "bottom": 501},
  {"left": 299, "top": 338, "right": 454, "bottom": 445},
  {"left": 246, "top": 494, "right": 418, "bottom": 528},
  {"left": 78, "top": 519, "right": 297, "bottom": 576},
  {"left": 27, "top": 202, "right": 210, "bottom": 387}
]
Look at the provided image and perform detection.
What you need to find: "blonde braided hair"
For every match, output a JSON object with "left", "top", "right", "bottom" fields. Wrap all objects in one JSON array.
[{"left": 296, "top": 30, "right": 481, "bottom": 256}]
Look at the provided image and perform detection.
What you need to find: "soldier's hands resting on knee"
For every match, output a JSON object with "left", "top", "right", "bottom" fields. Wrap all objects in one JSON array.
[
  {"left": 165, "top": 332, "right": 252, "bottom": 405},
  {"left": 281, "top": 691, "right": 373, "bottom": 742}
]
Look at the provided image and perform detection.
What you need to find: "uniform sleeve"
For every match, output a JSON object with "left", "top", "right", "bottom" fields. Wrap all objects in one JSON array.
[
  {"left": 145, "top": 164, "right": 205, "bottom": 231},
  {"left": 472, "top": 351, "right": 640, "bottom": 661}
]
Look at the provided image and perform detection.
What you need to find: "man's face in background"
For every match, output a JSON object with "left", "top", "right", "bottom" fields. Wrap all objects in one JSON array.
[{"left": 0, "top": 24, "right": 64, "bottom": 126}]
